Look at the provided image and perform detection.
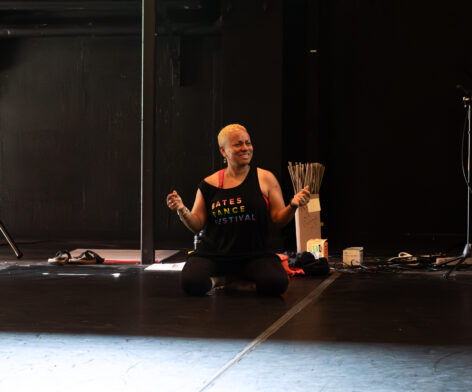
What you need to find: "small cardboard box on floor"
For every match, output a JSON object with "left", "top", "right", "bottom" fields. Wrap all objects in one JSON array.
[
  {"left": 295, "top": 193, "right": 322, "bottom": 253},
  {"left": 343, "top": 247, "right": 363, "bottom": 266},
  {"left": 307, "top": 239, "right": 328, "bottom": 259}
]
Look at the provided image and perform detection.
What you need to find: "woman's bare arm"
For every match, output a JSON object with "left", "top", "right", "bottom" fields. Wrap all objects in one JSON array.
[
  {"left": 166, "top": 189, "right": 207, "bottom": 233},
  {"left": 261, "top": 171, "right": 310, "bottom": 227}
]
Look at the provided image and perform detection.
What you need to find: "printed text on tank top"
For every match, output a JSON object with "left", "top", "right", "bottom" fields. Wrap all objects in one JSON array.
[
  {"left": 218, "top": 168, "right": 269, "bottom": 209},
  {"left": 197, "top": 165, "right": 270, "bottom": 256}
]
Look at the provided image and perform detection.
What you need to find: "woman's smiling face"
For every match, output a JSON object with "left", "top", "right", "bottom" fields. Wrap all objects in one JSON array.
[{"left": 221, "top": 129, "right": 253, "bottom": 166}]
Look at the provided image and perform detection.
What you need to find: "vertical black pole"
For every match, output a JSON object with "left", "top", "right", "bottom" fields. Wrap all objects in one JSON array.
[{"left": 141, "top": 0, "right": 156, "bottom": 264}]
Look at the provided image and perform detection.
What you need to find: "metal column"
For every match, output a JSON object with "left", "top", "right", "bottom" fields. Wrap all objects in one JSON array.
[{"left": 141, "top": 0, "right": 156, "bottom": 264}]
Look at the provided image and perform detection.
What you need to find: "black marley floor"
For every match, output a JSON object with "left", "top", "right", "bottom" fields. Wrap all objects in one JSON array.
[{"left": 0, "top": 241, "right": 471, "bottom": 392}]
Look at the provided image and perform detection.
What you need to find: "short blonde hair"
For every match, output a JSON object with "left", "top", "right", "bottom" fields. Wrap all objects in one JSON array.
[{"left": 217, "top": 124, "right": 248, "bottom": 147}]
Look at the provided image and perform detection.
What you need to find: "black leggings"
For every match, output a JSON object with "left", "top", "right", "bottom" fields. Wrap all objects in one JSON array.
[{"left": 181, "top": 254, "right": 289, "bottom": 296}]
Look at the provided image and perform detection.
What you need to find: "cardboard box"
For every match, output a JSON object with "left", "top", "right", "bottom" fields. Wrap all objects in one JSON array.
[
  {"left": 295, "top": 194, "right": 321, "bottom": 253},
  {"left": 343, "top": 247, "right": 364, "bottom": 267},
  {"left": 307, "top": 238, "right": 328, "bottom": 259}
]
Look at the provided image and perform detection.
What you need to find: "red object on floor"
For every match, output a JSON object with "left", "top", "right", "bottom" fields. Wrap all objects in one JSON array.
[
  {"left": 103, "top": 259, "right": 151, "bottom": 264},
  {"left": 277, "top": 253, "right": 305, "bottom": 278}
]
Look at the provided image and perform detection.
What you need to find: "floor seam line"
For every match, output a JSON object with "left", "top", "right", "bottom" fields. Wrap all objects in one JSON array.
[{"left": 196, "top": 271, "right": 341, "bottom": 392}]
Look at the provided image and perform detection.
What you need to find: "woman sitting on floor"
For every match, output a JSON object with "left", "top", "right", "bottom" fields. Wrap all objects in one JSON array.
[{"left": 166, "top": 124, "right": 310, "bottom": 296}]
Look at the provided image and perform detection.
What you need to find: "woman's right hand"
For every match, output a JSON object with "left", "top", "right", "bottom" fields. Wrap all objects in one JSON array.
[
  {"left": 166, "top": 190, "right": 185, "bottom": 212},
  {"left": 290, "top": 185, "right": 310, "bottom": 208}
]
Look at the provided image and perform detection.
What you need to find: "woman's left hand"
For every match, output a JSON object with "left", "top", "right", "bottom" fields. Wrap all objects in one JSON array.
[{"left": 290, "top": 186, "right": 311, "bottom": 208}]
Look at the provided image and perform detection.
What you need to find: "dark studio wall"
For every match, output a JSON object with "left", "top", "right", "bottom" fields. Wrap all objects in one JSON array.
[
  {"left": 0, "top": 36, "right": 142, "bottom": 241},
  {"left": 0, "top": 0, "right": 471, "bottom": 255},
  {"left": 0, "top": 0, "right": 285, "bottom": 249},
  {"left": 313, "top": 1, "right": 472, "bottom": 253},
  {"left": 0, "top": 1, "right": 143, "bottom": 243}
]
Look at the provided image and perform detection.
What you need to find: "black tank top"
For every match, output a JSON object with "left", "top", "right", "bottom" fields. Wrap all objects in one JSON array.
[{"left": 196, "top": 166, "right": 270, "bottom": 260}]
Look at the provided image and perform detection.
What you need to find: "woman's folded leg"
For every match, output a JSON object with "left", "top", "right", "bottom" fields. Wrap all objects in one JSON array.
[
  {"left": 243, "top": 254, "right": 289, "bottom": 296},
  {"left": 181, "top": 255, "right": 218, "bottom": 296}
]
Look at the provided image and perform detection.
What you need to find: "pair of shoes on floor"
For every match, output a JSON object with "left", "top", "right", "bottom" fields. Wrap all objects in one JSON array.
[{"left": 48, "top": 250, "right": 104, "bottom": 265}]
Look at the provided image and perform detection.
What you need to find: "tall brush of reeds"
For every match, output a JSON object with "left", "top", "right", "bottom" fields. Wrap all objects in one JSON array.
[{"left": 288, "top": 162, "right": 325, "bottom": 194}]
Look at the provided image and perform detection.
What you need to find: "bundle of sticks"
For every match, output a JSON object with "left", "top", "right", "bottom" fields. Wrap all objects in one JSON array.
[{"left": 288, "top": 162, "right": 325, "bottom": 194}]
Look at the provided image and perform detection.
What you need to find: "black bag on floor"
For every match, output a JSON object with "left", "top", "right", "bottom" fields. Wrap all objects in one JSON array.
[{"left": 288, "top": 251, "right": 330, "bottom": 276}]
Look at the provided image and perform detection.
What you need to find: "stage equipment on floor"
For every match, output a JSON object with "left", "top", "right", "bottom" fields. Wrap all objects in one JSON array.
[
  {"left": 434, "top": 85, "right": 471, "bottom": 278},
  {"left": 0, "top": 219, "right": 22, "bottom": 259}
]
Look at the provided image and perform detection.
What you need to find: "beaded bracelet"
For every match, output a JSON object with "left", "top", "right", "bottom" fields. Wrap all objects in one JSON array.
[{"left": 177, "top": 207, "right": 190, "bottom": 220}]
